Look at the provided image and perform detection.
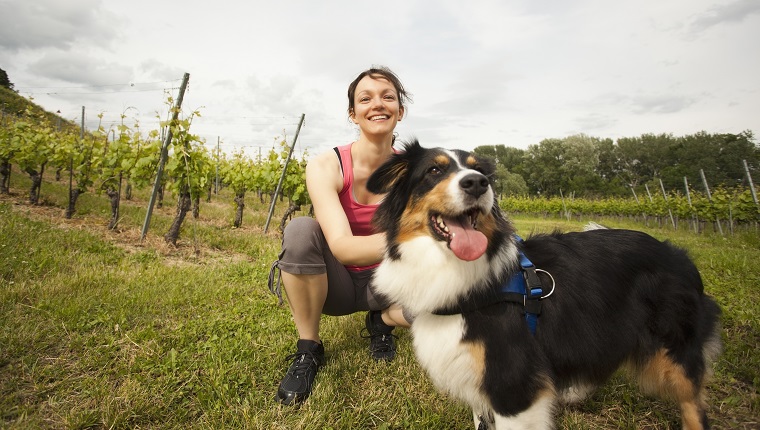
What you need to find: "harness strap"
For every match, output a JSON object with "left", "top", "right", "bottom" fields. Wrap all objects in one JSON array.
[
  {"left": 506, "top": 235, "right": 543, "bottom": 335},
  {"left": 433, "top": 235, "right": 545, "bottom": 336}
]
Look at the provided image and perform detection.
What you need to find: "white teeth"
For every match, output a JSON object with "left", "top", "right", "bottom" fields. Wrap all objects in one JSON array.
[
  {"left": 370, "top": 115, "right": 388, "bottom": 121},
  {"left": 436, "top": 215, "right": 449, "bottom": 233}
]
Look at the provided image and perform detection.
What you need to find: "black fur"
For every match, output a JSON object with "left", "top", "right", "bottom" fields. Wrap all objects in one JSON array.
[{"left": 368, "top": 140, "right": 722, "bottom": 428}]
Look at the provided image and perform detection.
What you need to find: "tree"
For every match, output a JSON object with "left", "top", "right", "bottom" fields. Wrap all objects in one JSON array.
[
  {"left": 494, "top": 164, "right": 528, "bottom": 197},
  {"left": 474, "top": 145, "right": 526, "bottom": 177},
  {"left": 0, "top": 68, "right": 14, "bottom": 91},
  {"left": 590, "top": 137, "right": 627, "bottom": 196},
  {"left": 657, "top": 131, "right": 759, "bottom": 190},
  {"left": 523, "top": 138, "right": 566, "bottom": 196},
  {"left": 562, "top": 134, "right": 605, "bottom": 195},
  {"left": 616, "top": 133, "right": 675, "bottom": 188}
]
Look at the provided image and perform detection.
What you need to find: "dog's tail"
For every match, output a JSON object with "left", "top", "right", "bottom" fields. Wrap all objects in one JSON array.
[{"left": 583, "top": 221, "right": 608, "bottom": 231}]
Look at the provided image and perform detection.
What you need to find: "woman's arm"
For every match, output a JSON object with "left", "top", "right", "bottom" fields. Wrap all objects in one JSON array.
[{"left": 306, "top": 151, "right": 386, "bottom": 267}]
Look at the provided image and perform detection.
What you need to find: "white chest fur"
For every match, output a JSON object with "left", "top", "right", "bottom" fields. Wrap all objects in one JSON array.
[{"left": 411, "top": 313, "right": 488, "bottom": 410}]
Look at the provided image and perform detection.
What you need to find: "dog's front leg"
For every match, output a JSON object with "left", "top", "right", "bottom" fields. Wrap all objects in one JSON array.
[
  {"left": 473, "top": 408, "right": 494, "bottom": 430},
  {"left": 491, "top": 394, "right": 556, "bottom": 430}
]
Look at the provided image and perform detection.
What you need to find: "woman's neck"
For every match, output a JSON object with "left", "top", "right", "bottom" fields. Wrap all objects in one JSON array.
[
  {"left": 353, "top": 133, "right": 393, "bottom": 159},
  {"left": 353, "top": 133, "right": 395, "bottom": 169}
]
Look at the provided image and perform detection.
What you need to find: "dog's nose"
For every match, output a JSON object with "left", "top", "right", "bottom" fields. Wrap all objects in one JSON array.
[{"left": 459, "top": 173, "right": 489, "bottom": 197}]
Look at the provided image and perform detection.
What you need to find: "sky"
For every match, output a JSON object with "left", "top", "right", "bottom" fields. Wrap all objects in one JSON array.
[{"left": 1, "top": 0, "right": 758, "bottom": 160}]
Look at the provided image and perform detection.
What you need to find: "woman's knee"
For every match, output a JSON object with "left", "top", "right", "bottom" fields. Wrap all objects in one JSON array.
[
  {"left": 281, "top": 217, "right": 325, "bottom": 265},
  {"left": 283, "top": 217, "right": 320, "bottom": 239}
]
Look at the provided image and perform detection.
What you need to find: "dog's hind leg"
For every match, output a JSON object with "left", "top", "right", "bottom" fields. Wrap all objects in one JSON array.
[
  {"left": 557, "top": 382, "right": 597, "bottom": 405},
  {"left": 632, "top": 348, "right": 711, "bottom": 430}
]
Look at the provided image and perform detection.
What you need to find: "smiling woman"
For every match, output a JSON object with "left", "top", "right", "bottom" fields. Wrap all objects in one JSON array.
[{"left": 266, "top": 66, "right": 415, "bottom": 406}]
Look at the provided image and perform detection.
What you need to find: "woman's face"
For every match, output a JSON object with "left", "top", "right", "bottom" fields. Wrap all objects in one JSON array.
[{"left": 350, "top": 75, "right": 404, "bottom": 138}]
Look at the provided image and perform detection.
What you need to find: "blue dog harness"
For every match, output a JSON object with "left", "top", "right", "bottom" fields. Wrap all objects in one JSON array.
[
  {"left": 433, "top": 235, "right": 552, "bottom": 336},
  {"left": 506, "top": 235, "right": 545, "bottom": 335}
]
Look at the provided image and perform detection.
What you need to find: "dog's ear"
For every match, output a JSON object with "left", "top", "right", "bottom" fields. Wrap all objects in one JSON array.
[
  {"left": 367, "top": 155, "right": 408, "bottom": 194},
  {"left": 367, "top": 139, "right": 421, "bottom": 194},
  {"left": 476, "top": 154, "right": 497, "bottom": 183}
]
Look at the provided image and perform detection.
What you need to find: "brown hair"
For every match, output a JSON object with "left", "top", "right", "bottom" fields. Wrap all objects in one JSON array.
[{"left": 347, "top": 66, "right": 412, "bottom": 117}]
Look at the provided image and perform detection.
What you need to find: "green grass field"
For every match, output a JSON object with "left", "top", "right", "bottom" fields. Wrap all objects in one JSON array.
[{"left": 1, "top": 170, "right": 758, "bottom": 429}]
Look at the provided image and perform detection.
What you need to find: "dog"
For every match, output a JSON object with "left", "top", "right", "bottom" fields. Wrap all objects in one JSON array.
[{"left": 367, "top": 140, "right": 721, "bottom": 430}]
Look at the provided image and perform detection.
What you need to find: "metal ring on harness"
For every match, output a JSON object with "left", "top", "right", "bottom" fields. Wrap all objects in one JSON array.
[{"left": 536, "top": 268, "right": 556, "bottom": 299}]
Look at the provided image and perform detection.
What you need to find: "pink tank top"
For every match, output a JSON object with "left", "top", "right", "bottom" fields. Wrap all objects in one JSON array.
[{"left": 335, "top": 143, "right": 381, "bottom": 272}]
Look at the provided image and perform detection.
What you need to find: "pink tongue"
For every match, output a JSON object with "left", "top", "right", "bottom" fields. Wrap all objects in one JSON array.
[{"left": 444, "top": 215, "right": 488, "bottom": 261}]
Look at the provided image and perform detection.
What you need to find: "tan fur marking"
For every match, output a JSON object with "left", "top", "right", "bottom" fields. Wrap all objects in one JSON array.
[
  {"left": 396, "top": 175, "right": 461, "bottom": 243},
  {"left": 474, "top": 209, "right": 499, "bottom": 241},
  {"left": 466, "top": 155, "right": 478, "bottom": 168},
  {"left": 396, "top": 178, "right": 450, "bottom": 242},
  {"left": 434, "top": 154, "right": 451, "bottom": 167},
  {"left": 680, "top": 401, "right": 704, "bottom": 430},
  {"left": 396, "top": 204, "right": 429, "bottom": 244},
  {"left": 635, "top": 348, "right": 706, "bottom": 430},
  {"left": 380, "top": 162, "right": 408, "bottom": 191},
  {"left": 426, "top": 179, "right": 458, "bottom": 213},
  {"left": 466, "top": 341, "right": 486, "bottom": 377},
  {"left": 537, "top": 374, "right": 558, "bottom": 399}
]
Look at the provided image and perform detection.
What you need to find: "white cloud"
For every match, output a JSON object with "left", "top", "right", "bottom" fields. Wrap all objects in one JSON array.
[
  {"left": 689, "top": 0, "right": 760, "bottom": 32},
  {"left": 0, "top": 0, "right": 119, "bottom": 51},
  {"left": 0, "top": 0, "right": 757, "bottom": 157},
  {"left": 28, "top": 51, "right": 132, "bottom": 86}
]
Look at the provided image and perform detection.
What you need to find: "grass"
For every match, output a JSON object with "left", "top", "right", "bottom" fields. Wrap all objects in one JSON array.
[{"left": 1, "top": 168, "right": 758, "bottom": 429}]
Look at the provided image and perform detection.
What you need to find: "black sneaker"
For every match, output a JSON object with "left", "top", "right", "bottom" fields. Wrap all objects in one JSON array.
[
  {"left": 275, "top": 339, "right": 324, "bottom": 405},
  {"left": 362, "top": 310, "right": 397, "bottom": 361}
]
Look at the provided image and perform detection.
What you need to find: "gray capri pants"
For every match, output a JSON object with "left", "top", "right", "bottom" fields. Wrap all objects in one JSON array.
[{"left": 268, "top": 217, "right": 392, "bottom": 316}]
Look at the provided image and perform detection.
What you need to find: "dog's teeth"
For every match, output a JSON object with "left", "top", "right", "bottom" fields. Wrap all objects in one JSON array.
[{"left": 436, "top": 215, "right": 448, "bottom": 232}]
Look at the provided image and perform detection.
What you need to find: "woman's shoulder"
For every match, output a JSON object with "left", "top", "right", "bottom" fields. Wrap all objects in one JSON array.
[
  {"left": 306, "top": 147, "right": 344, "bottom": 188},
  {"left": 308, "top": 147, "right": 341, "bottom": 170}
]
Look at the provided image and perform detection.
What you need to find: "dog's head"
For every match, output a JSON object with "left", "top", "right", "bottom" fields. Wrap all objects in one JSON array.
[{"left": 368, "top": 140, "right": 512, "bottom": 263}]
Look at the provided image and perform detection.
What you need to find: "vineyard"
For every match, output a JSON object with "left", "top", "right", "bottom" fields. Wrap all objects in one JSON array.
[
  {"left": 3, "top": 84, "right": 760, "bottom": 242},
  {"left": 0, "top": 88, "right": 309, "bottom": 244},
  {"left": 501, "top": 187, "right": 760, "bottom": 234}
]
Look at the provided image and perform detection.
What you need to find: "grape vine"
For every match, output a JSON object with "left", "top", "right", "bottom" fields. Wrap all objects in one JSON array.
[{"left": 0, "top": 96, "right": 312, "bottom": 240}]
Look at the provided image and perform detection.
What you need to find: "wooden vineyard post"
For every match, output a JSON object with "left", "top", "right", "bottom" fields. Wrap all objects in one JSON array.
[
  {"left": 700, "top": 168, "right": 723, "bottom": 236},
  {"left": 644, "top": 183, "right": 657, "bottom": 227},
  {"left": 684, "top": 177, "right": 698, "bottom": 233},
  {"left": 140, "top": 72, "right": 190, "bottom": 242},
  {"left": 659, "top": 178, "right": 676, "bottom": 229},
  {"left": 744, "top": 159, "right": 759, "bottom": 210},
  {"left": 264, "top": 113, "right": 305, "bottom": 233}
]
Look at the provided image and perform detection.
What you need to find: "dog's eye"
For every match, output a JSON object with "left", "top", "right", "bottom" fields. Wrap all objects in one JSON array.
[{"left": 427, "top": 166, "right": 441, "bottom": 175}]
